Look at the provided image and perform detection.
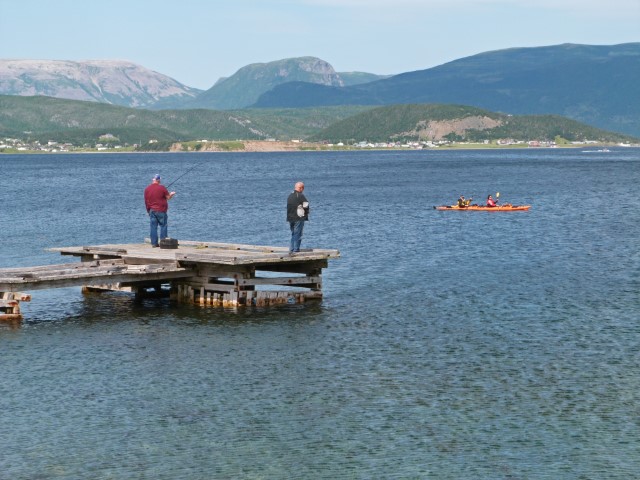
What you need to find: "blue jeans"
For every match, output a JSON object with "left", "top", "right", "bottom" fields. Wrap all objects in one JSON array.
[
  {"left": 149, "top": 211, "right": 168, "bottom": 246},
  {"left": 289, "top": 220, "right": 305, "bottom": 252}
]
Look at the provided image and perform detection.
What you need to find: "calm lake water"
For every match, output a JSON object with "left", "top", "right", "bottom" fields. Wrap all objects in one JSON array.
[{"left": 1, "top": 148, "right": 639, "bottom": 479}]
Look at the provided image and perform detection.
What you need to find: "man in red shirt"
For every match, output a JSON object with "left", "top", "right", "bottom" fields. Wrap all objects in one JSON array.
[{"left": 144, "top": 174, "right": 176, "bottom": 247}]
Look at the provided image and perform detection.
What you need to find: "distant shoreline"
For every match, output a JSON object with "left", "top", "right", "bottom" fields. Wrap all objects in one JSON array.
[{"left": 2, "top": 139, "right": 635, "bottom": 155}]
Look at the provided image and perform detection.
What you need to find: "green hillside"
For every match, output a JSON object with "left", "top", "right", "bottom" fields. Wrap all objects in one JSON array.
[
  {"left": 310, "top": 104, "right": 637, "bottom": 144},
  {"left": 0, "top": 95, "right": 371, "bottom": 145},
  {"left": 1, "top": 96, "right": 635, "bottom": 150}
]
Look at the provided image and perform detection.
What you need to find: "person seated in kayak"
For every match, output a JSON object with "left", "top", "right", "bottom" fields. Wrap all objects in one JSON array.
[
  {"left": 486, "top": 194, "right": 498, "bottom": 207},
  {"left": 457, "top": 195, "right": 472, "bottom": 207}
]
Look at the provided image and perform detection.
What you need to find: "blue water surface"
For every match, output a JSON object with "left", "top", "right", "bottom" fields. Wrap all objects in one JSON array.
[{"left": 1, "top": 148, "right": 639, "bottom": 479}]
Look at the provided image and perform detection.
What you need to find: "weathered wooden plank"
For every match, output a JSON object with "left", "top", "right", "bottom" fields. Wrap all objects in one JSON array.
[
  {"left": 237, "top": 275, "right": 322, "bottom": 287},
  {"left": 171, "top": 240, "right": 291, "bottom": 253},
  {"left": 182, "top": 282, "right": 237, "bottom": 293},
  {"left": 0, "top": 260, "right": 125, "bottom": 274},
  {"left": 0, "top": 268, "right": 194, "bottom": 292},
  {"left": 76, "top": 241, "right": 334, "bottom": 254},
  {"left": 195, "top": 265, "right": 254, "bottom": 277},
  {"left": 123, "top": 257, "right": 177, "bottom": 265},
  {"left": 82, "top": 284, "right": 135, "bottom": 293},
  {"left": 52, "top": 243, "right": 340, "bottom": 265},
  {"left": 51, "top": 245, "right": 128, "bottom": 255},
  {"left": 0, "top": 261, "right": 188, "bottom": 277},
  {"left": 177, "top": 241, "right": 340, "bottom": 258},
  {"left": 175, "top": 251, "right": 334, "bottom": 265}
]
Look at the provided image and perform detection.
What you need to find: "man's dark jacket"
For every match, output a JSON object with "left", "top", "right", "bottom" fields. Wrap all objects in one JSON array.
[{"left": 287, "top": 190, "right": 309, "bottom": 222}]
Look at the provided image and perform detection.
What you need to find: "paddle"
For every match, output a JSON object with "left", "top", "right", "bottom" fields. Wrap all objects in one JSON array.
[{"left": 495, "top": 191, "right": 513, "bottom": 207}]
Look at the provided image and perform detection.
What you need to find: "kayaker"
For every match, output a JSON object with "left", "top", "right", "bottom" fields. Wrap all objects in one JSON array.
[
  {"left": 486, "top": 194, "right": 498, "bottom": 207},
  {"left": 457, "top": 195, "right": 472, "bottom": 207}
]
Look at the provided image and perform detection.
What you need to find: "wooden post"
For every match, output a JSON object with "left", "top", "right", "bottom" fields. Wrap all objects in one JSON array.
[{"left": 0, "top": 292, "right": 31, "bottom": 322}]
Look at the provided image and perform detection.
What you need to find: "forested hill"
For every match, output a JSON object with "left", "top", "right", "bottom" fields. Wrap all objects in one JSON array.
[
  {"left": 1, "top": 97, "right": 635, "bottom": 147},
  {"left": 0, "top": 95, "right": 370, "bottom": 145},
  {"left": 310, "top": 104, "right": 637, "bottom": 144}
]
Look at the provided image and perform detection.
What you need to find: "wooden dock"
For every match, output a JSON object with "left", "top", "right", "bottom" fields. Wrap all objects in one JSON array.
[{"left": 0, "top": 240, "right": 340, "bottom": 321}]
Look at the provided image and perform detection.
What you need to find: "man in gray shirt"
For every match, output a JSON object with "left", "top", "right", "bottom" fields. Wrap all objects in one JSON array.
[{"left": 286, "top": 181, "right": 309, "bottom": 254}]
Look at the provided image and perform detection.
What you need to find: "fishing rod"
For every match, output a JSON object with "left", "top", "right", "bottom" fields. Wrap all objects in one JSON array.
[
  {"left": 147, "top": 159, "right": 208, "bottom": 244},
  {"left": 165, "top": 159, "right": 208, "bottom": 189}
]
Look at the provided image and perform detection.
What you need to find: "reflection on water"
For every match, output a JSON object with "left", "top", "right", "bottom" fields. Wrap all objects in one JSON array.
[{"left": 1, "top": 149, "right": 639, "bottom": 478}]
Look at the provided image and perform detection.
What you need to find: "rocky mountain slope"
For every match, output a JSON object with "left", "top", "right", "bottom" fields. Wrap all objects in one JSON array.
[
  {"left": 0, "top": 59, "right": 202, "bottom": 107},
  {"left": 0, "top": 57, "right": 387, "bottom": 111},
  {"left": 174, "top": 57, "right": 345, "bottom": 110}
]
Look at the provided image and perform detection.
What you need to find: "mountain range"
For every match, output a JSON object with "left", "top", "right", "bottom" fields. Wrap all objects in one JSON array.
[
  {"left": 254, "top": 43, "right": 640, "bottom": 137},
  {"left": 162, "top": 57, "right": 390, "bottom": 110},
  {"left": 1, "top": 43, "right": 639, "bottom": 137},
  {"left": 0, "top": 59, "right": 202, "bottom": 107},
  {"left": 0, "top": 57, "right": 388, "bottom": 111}
]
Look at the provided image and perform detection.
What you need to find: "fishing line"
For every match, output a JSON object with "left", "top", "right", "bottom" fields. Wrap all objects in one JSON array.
[
  {"left": 163, "top": 158, "right": 210, "bottom": 241},
  {"left": 165, "top": 158, "right": 208, "bottom": 189}
]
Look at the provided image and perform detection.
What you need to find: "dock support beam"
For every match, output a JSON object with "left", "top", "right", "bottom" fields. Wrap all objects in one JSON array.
[
  {"left": 170, "top": 260, "right": 326, "bottom": 308},
  {"left": 0, "top": 292, "right": 31, "bottom": 322}
]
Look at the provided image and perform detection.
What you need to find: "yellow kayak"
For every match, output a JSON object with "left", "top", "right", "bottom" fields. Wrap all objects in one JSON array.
[{"left": 434, "top": 204, "right": 531, "bottom": 211}]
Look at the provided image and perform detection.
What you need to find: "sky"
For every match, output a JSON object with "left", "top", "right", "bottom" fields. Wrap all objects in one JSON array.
[{"left": 1, "top": 0, "right": 638, "bottom": 90}]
